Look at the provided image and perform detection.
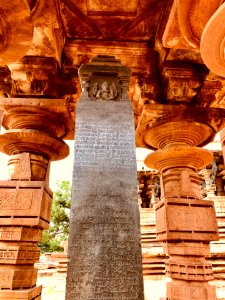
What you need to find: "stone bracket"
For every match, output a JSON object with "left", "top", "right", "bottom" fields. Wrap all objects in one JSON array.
[{"left": 136, "top": 104, "right": 225, "bottom": 149}]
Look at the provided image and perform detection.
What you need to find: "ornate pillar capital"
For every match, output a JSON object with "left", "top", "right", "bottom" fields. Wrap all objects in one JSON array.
[{"left": 78, "top": 55, "right": 131, "bottom": 101}]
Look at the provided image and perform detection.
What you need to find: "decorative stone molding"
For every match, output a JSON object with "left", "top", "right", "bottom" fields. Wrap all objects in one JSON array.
[
  {"left": 201, "top": 2, "right": 225, "bottom": 77},
  {"left": 162, "top": 63, "right": 203, "bottom": 103},
  {"left": 79, "top": 55, "right": 131, "bottom": 102},
  {"left": 136, "top": 104, "right": 225, "bottom": 149},
  {"left": 162, "top": 0, "right": 223, "bottom": 50},
  {"left": 0, "top": 129, "right": 69, "bottom": 161},
  {"left": 0, "top": 97, "right": 74, "bottom": 139},
  {"left": 0, "top": 0, "right": 33, "bottom": 65},
  {"left": 9, "top": 57, "right": 59, "bottom": 97}
]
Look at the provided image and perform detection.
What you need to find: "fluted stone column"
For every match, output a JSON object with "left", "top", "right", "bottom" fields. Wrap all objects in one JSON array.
[
  {"left": 144, "top": 121, "right": 219, "bottom": 300},
  {"left": 66, "top": 56, "right": 144, "bottom": 300},
  {"left": 0, "top": 101, "right": 69, "bottom": 299}
]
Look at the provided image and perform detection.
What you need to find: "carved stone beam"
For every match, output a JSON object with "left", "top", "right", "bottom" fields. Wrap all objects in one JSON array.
[
  {"left": 27, "top": 0, "right": 65, "bottom": 63},
  {"left": 0, "top": 0, "right": 33, "bottom": 65}
]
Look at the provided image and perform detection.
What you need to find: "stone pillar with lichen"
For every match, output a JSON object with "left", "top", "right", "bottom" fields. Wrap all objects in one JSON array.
[{"left": 66, "top": 56, "right": 144, "bottom": 300}]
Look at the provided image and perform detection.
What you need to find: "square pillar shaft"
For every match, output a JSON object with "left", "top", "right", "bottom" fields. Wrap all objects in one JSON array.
[{"left": 66, "top": 56, "right": 144, "bottom": 300}]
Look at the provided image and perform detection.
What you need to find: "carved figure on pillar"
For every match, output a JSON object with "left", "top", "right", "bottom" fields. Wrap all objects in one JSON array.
[
  {"left": 67, "top": 56, "right": 144, "bottom": 300},
  {"left": 93, "top": 80, "right": 118, "bottom": 101}
]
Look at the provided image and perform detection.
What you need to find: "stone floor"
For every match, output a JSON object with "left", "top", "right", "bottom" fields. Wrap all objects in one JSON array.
[{"left": 37, "top": 271, "right": 225, "bottom": 300}]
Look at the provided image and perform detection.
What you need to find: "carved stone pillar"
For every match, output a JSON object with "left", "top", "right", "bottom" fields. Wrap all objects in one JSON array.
[
  {"left": 220, "top": 129, "right": 225, "bottom": 172},
  {"left": 144, "top": 121, "right": 219, "bottom": 300},
  {"left": 199, "top": 168, "right": 216, "bottom": 198},
  {"left": 66, "top": 56, "right": 144, "bottom": 300},
  {"left": 0, "top": 100, "right": 69, "bottom": 299}
]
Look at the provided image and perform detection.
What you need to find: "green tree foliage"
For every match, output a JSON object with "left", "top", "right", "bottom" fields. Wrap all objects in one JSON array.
[{"left": 39, "top": 180, "right": 71, "bottom": 253}]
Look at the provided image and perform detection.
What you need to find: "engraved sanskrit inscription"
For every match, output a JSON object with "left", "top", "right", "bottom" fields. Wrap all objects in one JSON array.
[{"left": 67, "top": 100, "right": 144, "bottom": 300}]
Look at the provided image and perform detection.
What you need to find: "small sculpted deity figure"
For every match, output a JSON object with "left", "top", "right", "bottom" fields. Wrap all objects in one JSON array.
[
  {"left": 92, "top": 80, "right": 118, "bottom": 101},
  {"left": 210, "top": 161, "right": 217, "bottom": 186}
]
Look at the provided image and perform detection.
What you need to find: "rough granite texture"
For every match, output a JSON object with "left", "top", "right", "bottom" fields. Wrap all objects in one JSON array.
[{"left": 66, "top": 99, "right": 144, "bottom": 300}]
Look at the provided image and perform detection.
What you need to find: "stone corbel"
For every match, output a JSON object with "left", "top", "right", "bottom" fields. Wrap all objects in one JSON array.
[
  {"left": 136, "top": 104, "right": 225, "bottom": 149},
  {"left": 162, "top": 63, "right": 203, "bottom": 103},
  {"left": 200, "top": 2, "right": 225, "bottom": 77},
  {"left": 162, "top": 0, "right": 223, "bottom": 50}
]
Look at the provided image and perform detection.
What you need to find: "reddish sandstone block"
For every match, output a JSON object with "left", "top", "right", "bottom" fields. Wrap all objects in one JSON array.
[
  {"left": 0, "top": 266, "right": 37, "bottom": 289},
  {"left": 0, "top": 285, "right": 42, "bottom": 299},
  {"left": 0, "top": 242, "right": 40, "bottom": 264},
  {"left": 0, "top": 181, "right": 52, "bottom": 229},
  {"left": 156, "top": 198, "right": 219, "bottom": 242},
  {"left": 167, "top": 281, "right": 217, "bottom": 300},
  {"left": 163, "top": 241, "right": 210, "bottom": 256},
  {"left": 0, "top": 227, "right": 42, "bottom": 242},
  {"left": 165, "top": 257, "right": 213, "bottom": 281},
  {"left": 161, "top": 169, "right": 202, "bottom": 200}
]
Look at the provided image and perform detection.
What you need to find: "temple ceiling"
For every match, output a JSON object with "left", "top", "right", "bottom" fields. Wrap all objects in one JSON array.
[{"left": 59, "top": 0, "right": 167, "bottom": 42}]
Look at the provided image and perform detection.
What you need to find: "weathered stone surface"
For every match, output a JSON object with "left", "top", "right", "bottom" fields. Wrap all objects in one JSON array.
[
  {"left": 136, "top": 105, "right": 225, "bottom": 149},
  {"left": 200, "top": 3, "right": 225, "bottom": 77},
  {"left": 0, "top": 285, "right": 42, "bottom": 300},
  {"left": 60, "top": 0, "right": 166, "bottom": 42},
  {"left": 0, "top": 129, "right": 69, "bottom": 161},
  {"left": 166, "top": 256, "right": 213, "bottom": 281},
  {"left": 67, "top": 57, "right": 143, "bottom": 300},
  {"left": 0, "top": 242, "right": 40, "bottom": 264},
  {"left": 162, "top": 0, "right": 221, "bottom": 50},
  {"left": 167, "top": 280, "right": 217, "bottom": 300},
  {"left": 0, "top": 0, "right": 33, "bottom": 65},
  {"left": 144, "top": 117, "right": 220, "bottom": 299},
  {"left": 0, "top": 181, "right": 52, "bottom": 229},
  {"left": 1, "top": 1, "right": 225, "bottom": 299},
  {"left": 67, "top": 98, "right": 144, "bottom": 300},
  {"left": 0, "top": 98, "right": 74, "bottom": 140},
  {"left": 8, "top": 153, "right": 49, "bottom": 181},
  {"left": 0, "top": 227, "right": 42, "bottom": 242},
  {"left": 163, "top": 242, "right": 210, "bottom": 256},
  {"left": 0, "top": 265, "right": 37, "bottom": 289},
  {"left": 160, "top": 168, "right": 202, "bottom": 199},
  {"left": 156, "top": 198, "right": 219, "bottom": 242}
]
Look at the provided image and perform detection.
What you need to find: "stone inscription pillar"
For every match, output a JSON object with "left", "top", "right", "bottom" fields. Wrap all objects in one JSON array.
[
  {"left": 144, "top": 121, "right": 219, "bottom": 300},
  {"left": 66, "top": 56, "right": 144, "bottom": 300}
]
